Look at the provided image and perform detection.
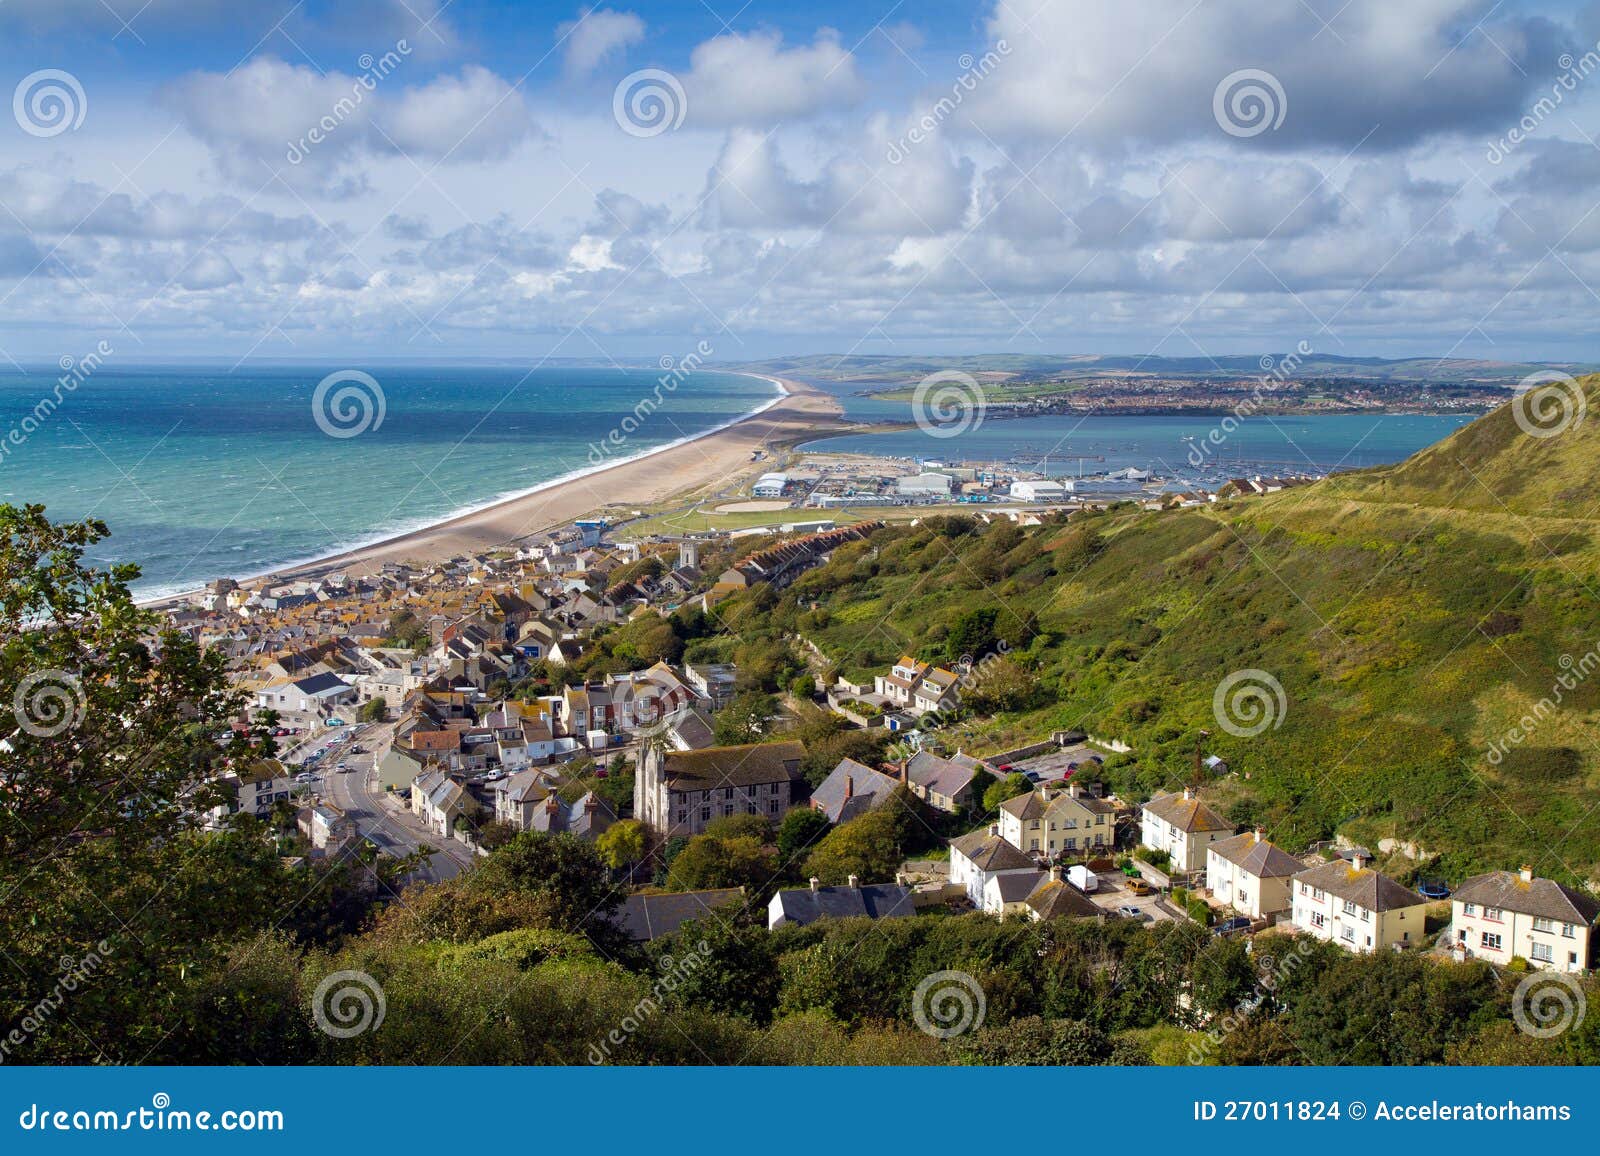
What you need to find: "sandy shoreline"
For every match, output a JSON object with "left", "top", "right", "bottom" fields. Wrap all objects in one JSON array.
[{"left": 145, "top": 375, "right": 846, "bottom": 606}]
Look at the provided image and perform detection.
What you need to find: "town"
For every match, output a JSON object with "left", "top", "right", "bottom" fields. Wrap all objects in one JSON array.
[{"left": 162, "top": 505, "right": 1598, "bottom": 979}]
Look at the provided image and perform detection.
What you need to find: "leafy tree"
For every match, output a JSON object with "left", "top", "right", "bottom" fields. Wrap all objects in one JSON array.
[
  {"left": 982, "top": 772, "right": 1033, "bottom": 815},
  {"left": 713, "top": 691, "right": 777, "bottom": 746},
  {"left": 597, "top": 818, "right": 646, "bottom": 870},
  {"left": 802, "top": 806, "right": 906, "bottom": 884},
  {"left": 703, "top": 812, "right": 772, "bottom": 841},
  {"left": 655, "top": 910, "right": 780, "bottom": 1024},
  {"left": 666, "top": 834, "right": 777, "bottom": 896},
  {"left": 957, "top": 1016, "right": 1114, "bottom": 1065},
  {"left": 776, "top": 808, "right": 833, "bottom": 865},
  {"left": 474, "top": 831, "right": 627, "bottom": 950},
  {"left": 945, "top": 607, "right": 998, "bottom": 662},
  {"left": 358, "top": 697, "right": 389, "bottom": 723}
]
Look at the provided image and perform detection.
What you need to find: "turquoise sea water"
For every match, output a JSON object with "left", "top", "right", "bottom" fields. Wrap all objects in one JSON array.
[{"left": 0, "top": 365, "right": 777, "bottom": 598}]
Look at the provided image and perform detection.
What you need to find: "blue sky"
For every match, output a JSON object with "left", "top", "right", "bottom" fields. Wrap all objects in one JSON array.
[{"left": 2, "top": 0, "right": 1600, "bottom": 364}]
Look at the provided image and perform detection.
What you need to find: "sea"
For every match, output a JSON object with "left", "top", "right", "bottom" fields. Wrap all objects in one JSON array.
[
  {"left": 0, "top": 364, "right": 1475, "bottom": 600},
  {"left": 0, "top": 364, "right": 779, "bottom": 600},
  {"left": 794, "top": 377, "right": 1474, "bottom": 490}
]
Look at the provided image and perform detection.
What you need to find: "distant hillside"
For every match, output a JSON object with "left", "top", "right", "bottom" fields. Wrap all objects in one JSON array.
[
  {"left": 711, "top": 383, "right": 1600, "bottom": 884},
  {"left": 1323, "top": 373, "right": 1600, "bottom": 516},
  {"left": 746, "top": 353, "right": 1600, "bottom": 386}
]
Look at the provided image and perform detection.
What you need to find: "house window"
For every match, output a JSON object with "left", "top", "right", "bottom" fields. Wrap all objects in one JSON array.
[
  {"left": 1340, "top": 927, "right": 1355, "bottom": 943},
  {"left": 700, "top": 807, "right": 710, "bottom": 821},
  {"left": 1533, "top": 917, "right": 1554, "bottom": 933},
  {"left": 1360, "top": 908, "right": 1370, "bottom": 923},
  {"left": 1342, "top": 900, "right": 1357, "bottom": 916},
  {"left": 1310, "top": 912, "right": 1325, "bottom": 929},
  {"left": 676, "top": 809, "right": 687, "bottom": 823},
  {"left": 1481, "top": 932, "right": 1503, "bottom": 951},
  {"left": 768, "top": 800, "right": 780, "bottom": 814},
  {"left": 1563, "top": 923, "right": 1577, "bottom": 938},
  {"left": 1029, "top": 839, "right": 1039, "bottom": 851},
  {"left": 722, "top": 787, "right": 734, "bottom": 800},
  {"left": 723, "top": 804, "right": 734, "bottom": 817},
  {"left": 1066, "top": 838, "right": 1077, "bottom": 851},
  {"left": 1484, "top": 907, "right": 1503, "bottom": 922},
  {"left": 1531, "top": 943, "right": 1554, "bottom": 963},
  {"left": 1570, "top": 952, "right": 1580, "bottom": 966},
  {"left": 1462, "top": 902, "right": 1476, "bottom": 916}
]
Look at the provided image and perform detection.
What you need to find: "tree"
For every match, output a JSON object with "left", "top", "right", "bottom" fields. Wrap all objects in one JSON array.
[
  {"left": 946, "top": 607, "right": 998, "bottom": 662},
  {"left": 802, "top": 807, "right": 904, "bottom": 884},
  {"left": 713, "top": 691, "right": 777, "bottom": 746},
  {"left": 666, "top": 834, "right": 777, "bottom": 895},
  {"left": 776, "top": 808, "right": 833, "bottom": 865},
  {"left": 358, "top": 697, "right": 388, "bottom": 723},
  {"left": 956, "top": 1016, "right": 1114, "bottom": 1065},
  {"left": 597, "top": 819, "right": 646, "bottom": 870},
  {"left": 474, "top": 831, "right": 627, "bottom": 947},
  {"left": 982, "top": 772, "right": 1032, "bottom": 815}
]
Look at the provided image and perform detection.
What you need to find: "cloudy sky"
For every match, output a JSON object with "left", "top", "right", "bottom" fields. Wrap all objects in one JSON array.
[{"left": 2, "top": 0, "right": 1599, "bottom": 364}]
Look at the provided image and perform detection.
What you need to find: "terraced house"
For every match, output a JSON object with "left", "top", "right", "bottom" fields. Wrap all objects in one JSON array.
[
  {"left": 1451, "top": 867, "right": 1600, "bottom": 973},
  {"left": 1140, "top": 787, "right": 1234, "bottom": 874}
]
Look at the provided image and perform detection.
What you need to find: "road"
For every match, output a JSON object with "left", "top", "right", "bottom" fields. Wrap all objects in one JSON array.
[{"left": 306, "top": 722, "right": 475, "bottom": 884}]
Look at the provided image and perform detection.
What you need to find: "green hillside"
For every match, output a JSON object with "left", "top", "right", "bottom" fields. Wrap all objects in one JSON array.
[{"left": 718, "top": 378, "right": 1600, "bottom": 885}]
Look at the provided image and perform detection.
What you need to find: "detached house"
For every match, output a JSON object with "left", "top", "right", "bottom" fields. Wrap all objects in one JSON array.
[
  {"left": 998, "top": 782, "right": 1116, "bottom": 858},
  {"left": 1291, "top": 853, "right": 1426, "bottom": 953},
  {"left": 1451, "top": 867, "right": 1600, "bottom": 973},
  {"left": 1206, "top": 829, "right": 1303, "bottom": 920},
  {"left": 411, "top": 768, "right": 474, "bottom": 838},
  {"left": 1140, "top": 788, "right": 1234, "bottom": 875},
  {"left": 904, "top": 750, "right": 986, "bottom": 813},
  {"left": 810, "top": 758, "right": 902, "bottom": 824}
]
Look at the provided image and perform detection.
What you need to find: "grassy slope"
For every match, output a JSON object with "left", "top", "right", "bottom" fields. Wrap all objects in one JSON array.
[{"left": 784, "top": 377, "right": 1600, "bottom": 884}]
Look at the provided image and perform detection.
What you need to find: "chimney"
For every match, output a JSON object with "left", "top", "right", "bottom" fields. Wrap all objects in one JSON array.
[
  {"left": 988, "top": 823, "right": 999, "bottom": 837},
  {"left": 1068, "top": 783, "right": 1081, "bottom": 798},
  {"left": 545, "top": 794, "right": 559, "bottom": 815},
  {"left": 1253, "top": 827, "right": 1265, "bottom": 844},
  {"left": 899, "top": 760, "right": 909, "bottom": 785},
  {"left": 809, "top": 876, "right": 820, "bottom": 891},
  {"left": 845, "top": 774, "right": 854, "bottom": 799},
  {"left": 895, "top": 871, "right": 907, "bottom": 887},
  {"left": 1350, "top": 850, "right": 1368, "bottom": 871},
  {"left": 1182, "top": 786, "right": 1194, "bottom": 801},
  {"left": 1519, "top": 864, "right": 1534, "bottom": 883},
  {"left": 847, "top": 874, "right": 860, "bottom": 889},
  {"left": 1048, "top": 865, "right": 1061, "bottom": 883}
]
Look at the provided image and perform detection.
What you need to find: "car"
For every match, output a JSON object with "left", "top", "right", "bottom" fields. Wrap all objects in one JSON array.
[
  {"left": 336, "top": 762, "right": 349, "bottom": 772},
  {"left": 1214, "top": 916, "right": 1253, "bottom": 937},
  {"left": 1117, "top": 905, "right": 1149, "bottom": 920},
  {"left": 1124, "top": 878, "right": 1153, "bottom": 896},
  {"left": 293, "top": 772, "right": 316, "bottom": 783},
  {"left": 327, "top": 718, "right": 345, "bottom": 727}
]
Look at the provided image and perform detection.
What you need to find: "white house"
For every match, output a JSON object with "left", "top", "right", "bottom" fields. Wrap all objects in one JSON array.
[
  {"left": 1140, "top": 788, "right": 1234, "bottom": 875},
  {"left": 1290, "top": 853, "right": 1427, "bottom": 953},
  {"left": 752, "top": 472, "right": 790, "bottom": 498},
  {"left": 255, "top": 672, "right": 357, "bottom": 716},
  {"left": 1205, "top": 829, "right": 1303, "bottom": 920},
  {"left": 949, "top": 825, "right": 1038, "bottom": 911},
  {"left": 1451, "top": 867, "right": 1600, "bottom": 973}
]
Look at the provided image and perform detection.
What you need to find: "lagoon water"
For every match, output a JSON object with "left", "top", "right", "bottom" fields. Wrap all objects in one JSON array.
[{"left": 0, "top": 365, "right": 775, "bottom": 598}]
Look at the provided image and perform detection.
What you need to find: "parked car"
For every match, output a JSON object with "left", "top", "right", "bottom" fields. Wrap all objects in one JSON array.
[
  {"left": 1214, "top": 916, "right": 1253, "bottom": 937},
  {"left": 1117, "top": 905, "right": 1149, "bottom": 920},
  {"left": 1125, "top": 878, "right": 1153, "bottom": 896}
]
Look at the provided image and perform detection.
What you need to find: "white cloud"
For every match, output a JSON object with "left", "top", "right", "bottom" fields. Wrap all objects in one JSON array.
[
  {"left": 683, "top": 30, "right": 865, "bottom": 126},
  {"left": 560, "top": 8, "right": 647, "bottom": 76}
]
